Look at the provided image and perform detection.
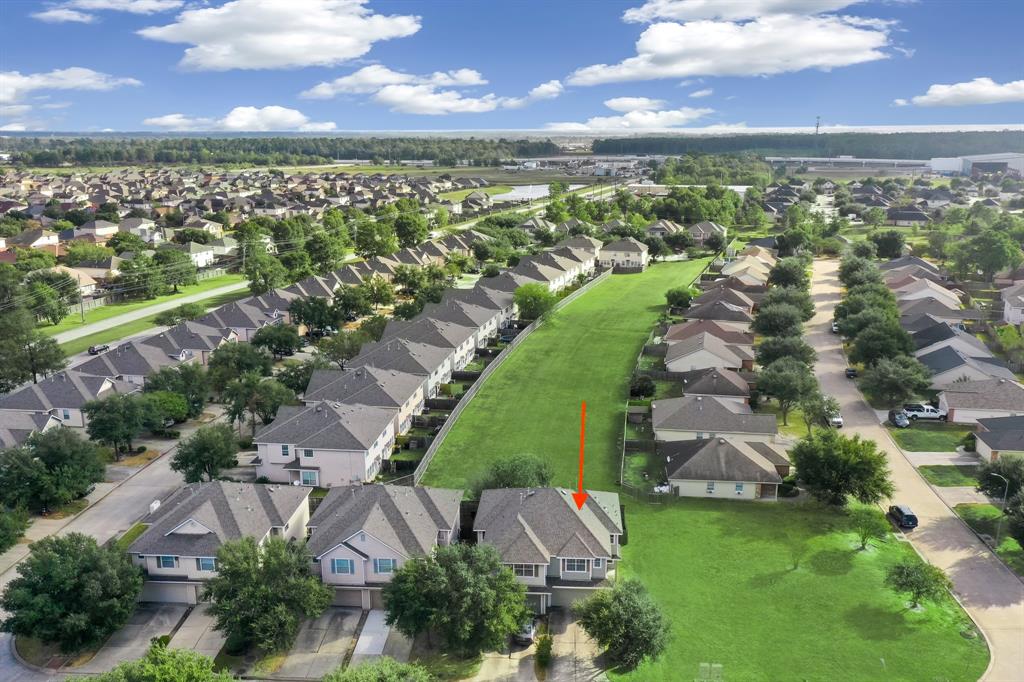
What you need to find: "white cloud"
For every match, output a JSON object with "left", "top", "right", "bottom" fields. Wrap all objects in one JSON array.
[
  {"left": 143, "top": 105, "right": 336, "bottom": 131},
  {"left": 604, "top": 97, "right": 666, "bottom": 112},
  {"left": 0, "top": 105, "right": 33, "bottom": 118},
  {"left": 0, "top": 123, "right": 29, "bottom": 132},
  {"left": 373, "top": 85, "right": 502, "bottom": 115},
  {"left": 546, "top": 102, "right": 713, "bottom": 131},
  {"left": 32, "top": 8, "right": 95, "bottom": 23},
  {"left": 689, "top": 88, "right": 713, "bottom": 98},
  {"left": 301, "top": 65, "right": 487, "bottom": 99},
  {"left": 138, "top": 0, "right": 421, "bottom": 71},
  {"left": 899, "top": 77, "right": 1024, "bottom": 107},
  {"left": 623, "top": 0, "right": 860, "bottom": 23},
  {"left": 70, "top": 0, "right": 183, "bottom": 12},
  {"left": 567, "top": 14, "right": 892, "bottom": 85},
  {"left": 893, "top": 98, "right": 908, "bottom": 106},
  {"left": 527, "top": 80, "right": 564, "bottom": 101},
  {"left": 0, "top": 67, "right": 141, "bottom": 105}
]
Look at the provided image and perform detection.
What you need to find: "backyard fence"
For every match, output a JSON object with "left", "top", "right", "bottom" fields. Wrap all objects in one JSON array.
[{"left": 410, "top": 268, "right": 613, "bottom": 485}]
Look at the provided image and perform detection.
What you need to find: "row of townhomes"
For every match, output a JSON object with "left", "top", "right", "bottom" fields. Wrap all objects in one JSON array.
[
  {"left": 127, "top": 481, "right": 623, "bottom": 614},
  {"left": 645, "top": 241, "right": 792, "bottom": 501}
]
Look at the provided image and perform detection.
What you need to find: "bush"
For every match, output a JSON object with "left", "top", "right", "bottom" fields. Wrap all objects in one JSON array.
[
  {"left": 778, "top": 483, "right": 799, "bottom": 498},
  {"left": 629, "top": 375, "right": 656, "bottom": 398},
  {"left": 536, "top": 633, "right": 554, "bottom": 668},
  {"left": 961, "top": 433, "right": 976, "bottom": 452},
  {"left": 0, "top": 507, "right": 30, "bottom": 553}
]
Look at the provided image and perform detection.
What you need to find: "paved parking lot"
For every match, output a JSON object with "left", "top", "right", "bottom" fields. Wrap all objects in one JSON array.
[
  {"left": 276, "top": 607, "right": 362, "bottom": 679},
  {"left": 168, "top": 604, "right": 225, "bottom": 658},
  {"left": 73, "top": 604, "right": 187, "bottom": 674}
]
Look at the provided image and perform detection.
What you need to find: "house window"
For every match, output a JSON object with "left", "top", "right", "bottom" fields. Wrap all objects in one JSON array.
[
  {"left": 564, "top": 558, "right": 588, "bottom": 573},
  {"left": 300, "top": 470, "right": 318, "bottom": 486},
  {"left": 511, "top": 564, "right": 536, "bottom": 578},
  {"left": 157, "top": 556, "right": 176, "bottom": 569},
  {"left": 436, "top": 530, "right": 447, "bottom": 544},
  {"left": 62, "top": 409, "right": 71, "bottom": 420},
  {"left": 302, "top": 449, "right": 314, "bottom": 458},
  {"left": 706, "top": 481, "right": 716, "bottom": 494},
  {"left": 373, "top": 558, "right": 395, "bottom": 574},
  {"left": 281, "top": 444, "right": 290, "bottom": 457},
  {"left": 735, "top": 483, "right": 745, "bottom": 494},
  {"left": 331, "top": 559, "right": 354, "bottom": 575},
  {"left": 593, "top": 558, "right": 603, "bottom": 568},
  {"left": 196, "top": 557, "right": 216, "bottom": 572},
  {"left": 696, "top": 432, "right": 705, "bottom": 440}
]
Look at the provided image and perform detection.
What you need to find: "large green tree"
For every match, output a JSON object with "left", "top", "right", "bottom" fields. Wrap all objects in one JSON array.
[
  {"left": 144, "top": 364, "right": 209, "bottom": 418},
  {"left": 84, "top": 393, "right": 148, "bottom": 456},
  {"left": 849, "top": 321, "right": 913, "bottom": 366},
  {"left": 322, "top": 657, "right": 431, "bottom": 682},
  {"left": 88, "top": 643, "right": 234, "bottom": 682},
  {"left": 354, "top": 222, "right": 400, "bottom": 259},
  {"left": 0, "top": 308, "right": 67, "bottom": 390},
  {"left": 767, "top": 257, "right": 809, "bottom": 289},
  {"left": 861, "top": 355, "right": 932, "bottom": 407},
  {"left": 790, "top": 429, "right": 895, "bottom": 506},
  {"left": 117, "top": 255, "right": 166, "bottom": 299},
  {"left": 755, "top": 335, "right": 817, "bottom": 368},
  {"left": 394, "top": 213, "right": 429, "bottom": 249},
  {"left": 170, "top": 424, "right": 239, "bottom": 483},
  {"left": 471, "top": 453, "right": 552, "bottom": 499},
  {"left": 514, "top": 283, "right": 558, "bottom": 321},
  {"left": 305, "top": 229, "right": 349, "bottom": 276},
  {"left": 208, "top": 342, "right": 274, "bottom": 393},
  {"left": 203, "top": 537, "right": 330, "bottom": 653},
  {"left": 0, "top": 428, "right": 104, "bottom": 513},
  {"left": 316, "top": 330, "right": 369, "bottom": 369},
  {"left": 153, "top": 247, "right": 198, "bottom": 293},
  {"left": 757, "top": 357, "right": 817, "bottom": 425},
  {"left": 760, "top": 286, "right": 814, "bottom": 321},
  {"left": 243, "top": 249, "right": 288, "bottom": 295},
  {"left": 573, "top": 579, "right": 670, "bottom": 670},
  {"left": 885, "top": 561, "right": 952, "bottom": 608},
  {"left": 251, "top": 324, "right": 303, "bottom": 359},
  {"left": 0, "top": 533, "right": 142, "bottom": 652},
  {"left": 752, "top": 303, "right": 804, "bottom": 338}
]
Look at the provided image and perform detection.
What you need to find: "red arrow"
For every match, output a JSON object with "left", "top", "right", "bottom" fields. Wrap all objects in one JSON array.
[{"left": 572, "top": 401, "right": 589, "bottom": 510}]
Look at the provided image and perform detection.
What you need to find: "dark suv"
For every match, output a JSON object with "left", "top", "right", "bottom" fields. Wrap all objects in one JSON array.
[
  {"left": 888, "top": 505, "right": 918, "bottom": 529},
  {"left": 88, "top": 344, "right": 109, "bottom": 355}
]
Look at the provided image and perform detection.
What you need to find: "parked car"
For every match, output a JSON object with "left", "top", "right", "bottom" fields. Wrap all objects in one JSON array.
[
  {"left": 513, "top": 618, "right": 537, "bottom": 645},
  {"left": 845, "top": 367, "right": 857, "bottom": 378},
  {"left": 831, "top": 320, "right": 840, "bottom": 333},
  {"left": 888, "top": 409, "right": 910, "bottom": 428},
  {"left": 87, "top": 344, "right": 109, "bottom": 355},
  {"left": 829, "top": 411, "right": 844, "bottom": 428},
  {"left": 902, "top": 403, "right": 947, "bottom": 421},
  {"left": 888, "top": 505, "right": 919, "bottom": 529}
]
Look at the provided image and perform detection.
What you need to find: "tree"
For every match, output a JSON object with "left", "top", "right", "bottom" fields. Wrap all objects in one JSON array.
[
  {"left": 243, "top": 249, "right": 288, "bottom": 295},
  {"left": 138, "top": 390, "right": 189, "bottom": 433},
  {"left": 847, "top": 507, "right": 889, "bottom": 550},
  {"left": 117, "top": 255, "right": 166, "bottom": 299},
  {"left": 394, "top": 213, "right": 429, "bottom": 249},
  {"left": 0, "top": 533, "right": 142, "bottom": 652},
  {"left": 172, "top": 228, "right": 213, "bottom": 245},
  {"left": 976, "top": 457, "right": 1024, "bottom": 499},
  {"left": 864, "top": 207, "right": 886, "bottom": 228},
  {"left": 144, "top": 363, "right": 209, "bottom": 419},
  {"left": 252, "top": 324, "right": 303, "bottom": 359},
  {"left": 276, "top": 357, "right": 329, "bottom": 394},
  {"left": 664, "top": 231, "right": 694, "bottom": 252},
  {"left": 962, "top": 230, "right": 1024, "bottom": 282},
  {"left": 850, "top": 241, "right": 877, "bottom": 259},
  {"left": 665, "top": 286, "right": 696, "bottom": 309},
  {"left": 89, "top": 643, "right": 234, "bottom": 682},
  {"left": 153, "top": 302, "right": 206, "bottom": 326},
  {"left": 758, "top": 358, "right": 816, "bottom": 425},
  {"left": 171, "top": 424, "right": 239, "bottom": 483},
  {"left": 630, "top": 374, "right": 656, "bottom": 398},
  {"left": 64, "top": 242, "right": 114, "bottom": 266},
  {"left": 153, "top": 247, "right": 198, "bottom": 293},
  {"left": 869, "top": 229, "right": 906, "bottom": 260},
  {"left": 84, "top": 394, "right": 147, "bottom": 456},
  {"left": 280, "top": 249, "right": 314, "bottom": 281},
  {"left": 392, "top": 300, "right": 423, "bottom": 320},
  {"left": 751, "top": 303, "right": 803, "bottom": 337},
  {"left": 0, "top": 428, "right": 104, "bottom": 513},
  {"left": 761, "top": 286, "right": 814, "bottom": 321},
  {"left": 317, "top": 330, "right": 369, "bottom": 369},
  {"left": 392, "top": 265, "right": 426, "bottom": 296},
  {"left": 105, "top": 232, "right": 147, "bottom": 255},
  {"left": 0, "top": 506, "right": 29, "bottom": 554},
  {"left": 334, "top": 285, "right": 373, "bottom": 321},
  {"left": 838, "top": 256, "right": 881, "bottom": 288},
  {"left": 704, "top": 232, "right": 725, "bottom": 252},
  {"left": 354, "top": 221, "right": 399, "bottom": 259},
  {"left": 836, "top": 307, "right": 893, "bottom": 340},
  {"left": 204, "top": 537, "right": 330, "bottom": 653},
  {"left": 359, "top": 275, "right": 395, "bottom": 310},
  {"left": 861, "top": 356, "right": 932, "bottom": 407},
  {"left": 799, "top": 391, "right": 841, "bottom": 435},
  {"left": 289, "top": 297, "right": 338, "bottom": 337},
  {"left": 208, "top": 342, "right": 273, "bottom": 393},
  {"left": 471, "top": 453, "right": 553, "bottom": 498},
  {"left": 767, "top": 257, "right": 808, "bottom": 289},
  {"left": 756, "top": 335, "right": 817, "bottom": 367},
  {"left": 514, "top": 283, "right": 557, "bottom": 321},
  {"left": 322, "top": 657, "right": 431, "bottom": 682},
  {"left": 885, "top": 561, "right": 952, "bottom": 608},
  {"left": 849, "top": 321, "right": 913, "bottom": 366},
  {"left": 305, "top": 230, "right": 348, "bottom": 276},
  {"left": 790, "top": 429, "right": 894, "bottom": 506},
  {"left": 573, "top": 579, "right": 670, "bottom": 670},
  {"left": 383, "top": 543, "right": 527, "bottom": 657},
  {"left": 26, "top": 280, "right": 68, "bottom": 325}
]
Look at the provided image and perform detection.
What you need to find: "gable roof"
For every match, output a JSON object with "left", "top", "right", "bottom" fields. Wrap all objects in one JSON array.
[
  {"left": 664, "top": 319, "right": 752, "bottom": 345},
  {"left": 652, "top": 395, "right": 777, "bottom": 435},
  {"left": 604, "top": 237, "right": 648, "bottom": 253},
  {"left": 302, "top": 366, "right": 422, "bottom": 407},
  {"left": 918, "top": 346, "right": 1016, "bottom": 381},
  {"left": 664, "top": 437, "right": 787, "bottom": 483},
  {"left": 684, "top": 299, "right": 755, "bottom": 323},
  {"left": 977, "top": 415, "right": 1024, "bottom": 432},
  {"left": 254, "top": 401, "right": 394, "bottom": 450},
  {"left": 939, "top": 379, "right": 1024, "bottom": 411},
  {"left": 0, "top": 370, "right": 133, "bottom": 412},
  {"left": 678, "top": 367, "right": 751, "bottom": 398},
  {"left": 0, "top": 412, "right": 60, "bottom": 448},
  {"left": 976, "top": 429, "right": 1024, "bottom": 452},
  {"left": 665, "top": 331, "right": 750, "bottom": 367},
  {"left": 307, "top": 484, "right": 462, "bottom": 559}
]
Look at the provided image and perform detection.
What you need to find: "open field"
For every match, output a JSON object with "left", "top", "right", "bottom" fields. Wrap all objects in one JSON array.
[
  {"left": 437, "top": 184, "right": 512, "bottom": 202},
  {"left": 40, "top": 273, "right": 245, "bottom": 336},
  {"left": 615, "top": 500, "right": 989, "bottom": 681},
  {"left": 421, "top": 259, "right": 711, "bottom": 491}
]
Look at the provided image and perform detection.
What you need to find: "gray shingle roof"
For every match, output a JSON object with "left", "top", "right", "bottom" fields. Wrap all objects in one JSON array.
[
  {"left": 351, "top": 337, "right": 450, "bottom": 376},
  {"left": 652, "top": 396, "right": 778, "bottom": 435},
  {"left": 303, "top": 366, "right": 422, "bottom": 408},
  {"left": 76, "top": 341, "right": 189, "bottom": 378},
  {"left": 677, "top": 368, "right": 751, "bottom": 398},
  {"left": 976, "top": 429, "right": 1024, "bottom": 452},
  {"left": 0, "top": 412, "right": 59, "bottom": 448},
  {"left": 940, "top": 379, "right": 1024, "bottom": 411},
  {"left": 978, "top": 415, "right": 1024, "bottom": 431},
  {"left": 255, "top": 401, "right": 394, "bottom": 450},
  {"left": 0, "top": 370, "right": 133, "bottom": 412},
  {"left": 307, "top": 484, "right": 462, "bottom": 559},
  {"left": 129, "top": 482, "right": 310, "bottom": 558},
  {"left": 663, "top": 437, "right": 787, "bottom": 483},
  {"left": 604, "top": 237, "right": 648, "bottom": 253}
]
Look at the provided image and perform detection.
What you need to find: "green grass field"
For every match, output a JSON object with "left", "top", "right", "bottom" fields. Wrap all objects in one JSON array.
[
  {"left": 889, "top": 423, "right": 970, "bottom": 452},
  {"left": 955, "top": 503, "right": 1024, "bottom": 576},
  {"left": 438, "top": 185, "right": 513, "bottom": 202},
  {"left": 40, "top": 273, "right": 245, "bottom": 336},
  {"left": 918, "top": 465, "right": 980, "bottom": 487},
  {"left": 420, "top": 259, "right": 711, "bottom": 491},
  {"left": 615, "top": 500, "right": 988, "bottom": 682}
]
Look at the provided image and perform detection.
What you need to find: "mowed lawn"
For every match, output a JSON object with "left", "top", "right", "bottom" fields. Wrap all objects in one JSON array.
[
  {"left": 616, "top": 501, "right": 989, "bottom": 682},
  {"left": 421, "top": 259, "right": 710, "bottom": 491}
]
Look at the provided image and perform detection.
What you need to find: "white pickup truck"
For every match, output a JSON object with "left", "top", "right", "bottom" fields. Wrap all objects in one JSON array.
[{"left": 902, "top": 403, "right": 947, "bottom": 421}]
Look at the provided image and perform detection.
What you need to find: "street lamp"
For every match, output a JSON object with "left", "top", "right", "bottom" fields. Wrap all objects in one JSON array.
[{"left": 990, "top": 472, "right": 1009, "bottom": 548}]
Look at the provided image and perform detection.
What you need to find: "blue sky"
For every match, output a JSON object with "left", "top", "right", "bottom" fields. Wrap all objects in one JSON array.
[{"left": 1, "top": 0, "right": 1022, "bottom": 133}]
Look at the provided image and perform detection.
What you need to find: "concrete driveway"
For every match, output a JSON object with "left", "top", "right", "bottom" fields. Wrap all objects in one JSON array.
[
  {"left": 811, "top": 259, "right": 1024, "bottom": 681},
  {"left": 72, "top": 604, "right": 188, "bottom": 674},
  {"left": 168, "top": 604, "right": 225, "bottom": 658},
  {"left": 276, "top": 607, "right": 362, "bottom": 679}
]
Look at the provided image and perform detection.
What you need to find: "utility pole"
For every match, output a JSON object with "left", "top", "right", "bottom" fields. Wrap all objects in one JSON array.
[
  {"left": 815, "top": 116, "right": 821, "bottom": 136},
  {"left": 991, "top": 472, "right": 1009, "bottom": 548},
  {"left": 77, "top": 274, "right": 85, "bottom": 323}
]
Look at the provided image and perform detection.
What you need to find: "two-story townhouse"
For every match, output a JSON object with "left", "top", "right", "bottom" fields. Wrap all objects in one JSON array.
[
  {"left": 139, "top": 320, "right": 236, "bottom": 366},
  {"left": 0, "top": 411, "right": 63, "bottom": 448},
  {"left": 349, "top": 338, "right": 453, "bottom": 398},
  {"left": 513, "top": 258, "right": 571, "bottom": 292},
  {"left": 599, "top": 238, "right": 649, "bottom": 272},
  {"left": 382, "top": 317, "right": 477, "bottom": 374},
  {"left": 0, "top": 370, "right": 135, "bottom": 428},
  {"left": 448, "top": 284, "right": 516, "bottom": 329},
  {"left": 302, "top": 367, "right": 425, "bottom": 435},
  {"left": 254, "top": 401, "right": 396, "bottom": 487},
  {"left": 475, "top": 487, "right": 624, "bottom": 614},
  {"left": 419, "top": 300, "right": 500, "bottom": 348},
  {"left": 306, "top": 484, "right": 463, "bottom": 609},
  {"left": 195, "top": 298, "right": 283, "bottom": 342},
  {"left": 127, "top": 481, "right": 310, "bottom": 604},
  {"left": 75, "top": 341, "right": 195, "bottom": 386},
  {"left": 1001, "top": 282, "right": 1024, "bottom": 325}
]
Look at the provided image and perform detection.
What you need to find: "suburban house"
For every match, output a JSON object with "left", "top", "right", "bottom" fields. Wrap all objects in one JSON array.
[
  {"left": 1002, "top": 282, "right": 1024, "bottom": 324},
  {"left": 474, "top": 487, "right": 623, "bottom": 614},
  {"left": 893, "top": 279, "right": 962, "bottom": 309},
  {"left": 41, "top": 264, "right": 97, "bottom": 296},
  {"left": 887, "top": 206, "right": 932, "bottom": 226},
  {"left": 0, "top": 411, "right": 62, "bottom": 448},
  {"left": 664, "top": 331, "right": 753, "bottom": 372},
  {"left": 676, "top": 367, "right": 751, "bottom": 404},
  {"left": 349, "top": 338, "right": 453, "bottom": 398},
  {"left": 975, "top": 416, "right": 1024, "bottom": 462},
  {"left": 0, "top": 370, "right": 135, "bottom": 428},
  {"left": 76, "top": 220, "right": 120, "bottom": 241},
  {"left": 164, "top": 242, "right": 215, "bottom": 268},
  {"left": 196, "top": 299, "right": 285, "bottom": 342},
  {"left": 911, "top": 321, "right": 993, "bottom": 359},
  {"left": 302, "top": 366, "right": 425, "bottom": 435},
  {"left": 306, "top": 485, "right": 462, "bottom": 609},
  {"left": 645, "top": 219, "right": 684, "bottom": 238},
  {"left": 254, "top": 401, "right": 396, "bottom": 487},
  {"left": 937, "top": 379, "right": 1024, "bottom": 424},
  {"left": 689, "top": 286, "right": 755, "bottom": 313},
  {"left": 518, "top": 217, "right": 556, "bottom": 234},
  {"left": 663, "top": 437, "right": 790, "bottom": 501},
  {"left": 688, "top": 221, "right": 727, "bottom": 246},
  {"left": 721, "top": 256, "right": 770, "bottom": 280},
  {"left": 127, "top": 481, "right": 310, "bottom": 604},
  {"left": 8, "top": 228, "right": 59, "bottom": 250},
  {"left": 76, "top": 341, "right": 196, "bottom": 385},
  {"left": 652, "top": 395, "right": 778, "bottom": 442},
  {"left": 599, "top": 237, "right": 649, "bottom": 272},
  {"left": 139, "top": 321, "right": 236, "bottom": 365},
  {"left": 918, "top": 346, "right": 1018, "bottom": 389},
  {"left": 663, "top": 319, "right": 752, "bottom": 344},
  {"left": 683, "top": 300, "right": 755, "bottom": 324}
]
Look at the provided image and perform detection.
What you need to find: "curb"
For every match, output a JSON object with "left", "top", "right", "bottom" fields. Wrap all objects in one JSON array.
[{"left": 7, "top": 634, "right": 53, "bottom": 677}]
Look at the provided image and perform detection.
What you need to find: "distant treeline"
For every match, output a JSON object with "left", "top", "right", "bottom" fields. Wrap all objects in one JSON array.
[
  {"left": 4, "top": 137, "right": 561, "bottom": 167},
  {"left": 593, "top": 131, "right": 1024, "bottom": 159}
]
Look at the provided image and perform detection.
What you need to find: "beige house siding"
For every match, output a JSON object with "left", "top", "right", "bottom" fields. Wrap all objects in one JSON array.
[
  {"left": 256, "top": 424, "right": 395, "bottom": 487},
  {"left": 669, "top": 478, "right": 758, "bottom": 500},
  {"left": 655, "top": 429, "right": 775, "bottom": 443}
]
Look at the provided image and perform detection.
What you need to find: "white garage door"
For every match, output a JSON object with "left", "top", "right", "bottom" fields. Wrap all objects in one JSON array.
[{"left": 140, "top": 581, "right": 198, "bottom": 604}]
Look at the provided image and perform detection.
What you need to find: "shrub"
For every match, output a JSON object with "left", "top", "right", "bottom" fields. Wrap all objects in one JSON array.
[
  {"left": 630, "top": 375, "right": 656, "bottom": 398},
  {"left": 536, "top": 633, "right": 554, "bottom": 668}
]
